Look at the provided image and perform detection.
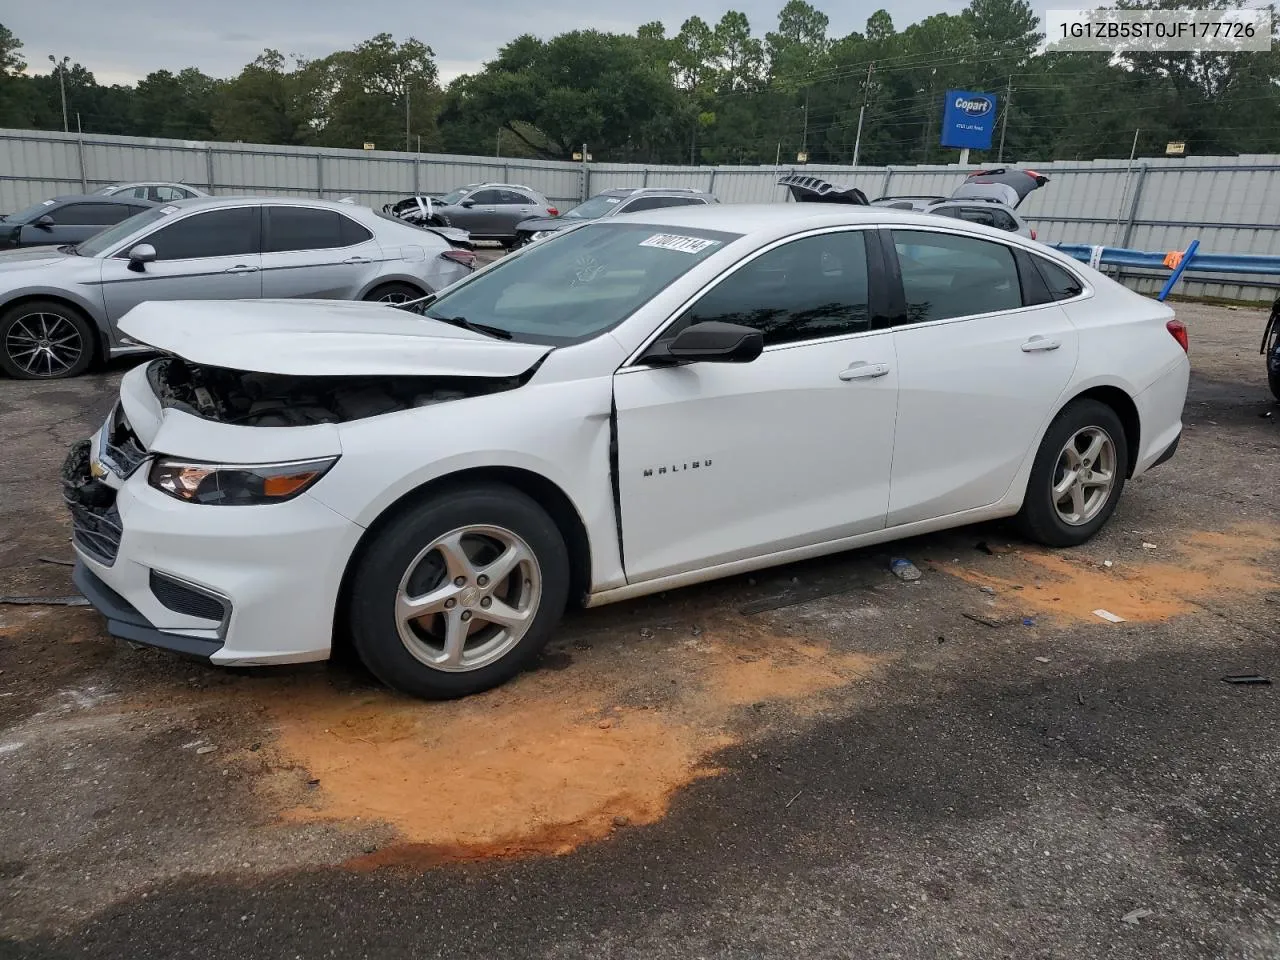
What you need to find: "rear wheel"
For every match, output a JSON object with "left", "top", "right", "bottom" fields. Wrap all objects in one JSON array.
[
  {"left": 1265, "top": 312, "right": 1280, "bottom": 401},
  {"left": 0, "top": 300, "right": 95, "bottom": 380},
  {"left": 1016, "top": 399, "right": 1129, "bottom": 547},
  {"left": 348, "top": 484, "right": 570, "bottom": 699},
  {"left": 363, "top": 282, "right": 425, "bottom": 305}
]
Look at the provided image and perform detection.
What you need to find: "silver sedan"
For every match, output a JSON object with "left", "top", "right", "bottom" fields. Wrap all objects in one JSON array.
[{"left": 0, "top": 197, "right": 476, "bottom": 379}]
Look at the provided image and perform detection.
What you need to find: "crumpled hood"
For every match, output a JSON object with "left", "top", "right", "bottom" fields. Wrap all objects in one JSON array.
[
  {"left": 0, "top": 245, "right": 73, "bottom": 270},
  {"left": 118, "top": 299, "right": 550, "bottom": 378}
]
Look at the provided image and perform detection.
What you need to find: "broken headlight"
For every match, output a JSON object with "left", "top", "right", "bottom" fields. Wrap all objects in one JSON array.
[{"left": 148, "top": 456, "right": 338, "bottom": 505}]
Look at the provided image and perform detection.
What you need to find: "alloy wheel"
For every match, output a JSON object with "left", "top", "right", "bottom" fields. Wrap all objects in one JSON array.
[
  {"left": 395, "top": 524, "right": 542, "bottom": 672},
  {"left": 5, "top": 312, "right": 83, "bottom": 378},
  {"left": 1051, "top": 426, "right": 1117, "bottom": 526}
]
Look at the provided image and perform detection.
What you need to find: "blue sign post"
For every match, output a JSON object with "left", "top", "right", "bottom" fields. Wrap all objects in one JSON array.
[{"left": 940, "top": 90, "right": 998, "bottom": 156}]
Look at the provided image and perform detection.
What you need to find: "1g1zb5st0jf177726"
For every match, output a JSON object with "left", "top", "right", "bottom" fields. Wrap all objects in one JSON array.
[{"left": 64, "top": 203, "right": 1189, "bottom": 699}]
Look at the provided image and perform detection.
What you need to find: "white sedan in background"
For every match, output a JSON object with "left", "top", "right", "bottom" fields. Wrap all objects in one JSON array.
[{"left": 64, "top": 205, "right": 1190, "bottom": 699}]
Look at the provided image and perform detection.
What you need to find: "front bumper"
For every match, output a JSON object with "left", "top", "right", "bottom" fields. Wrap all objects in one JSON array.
[{"left": 65, "top": 433, "right": 365, "bottom": 666}]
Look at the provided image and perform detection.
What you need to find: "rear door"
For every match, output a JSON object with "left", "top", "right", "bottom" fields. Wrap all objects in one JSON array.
[
  {"left": 99, "top": 205, "right": 262, "bottom": 321},
  {"left": 259, "top": 206, "right": 381, "bottom": 300},
  {"left": 884, "top": 227, "right": 1078, "bottom": 526}
]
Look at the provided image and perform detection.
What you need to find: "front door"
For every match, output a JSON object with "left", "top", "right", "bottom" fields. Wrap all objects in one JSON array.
[
  {"left": 259, "top": 205, "right": 381, "bottom": 300},
  {"left": 613, "top": 228, "right": 899, "bottom": 583},
  {"left": 885, "top": 228, "right": 1079, "bottom": 526},
  {"left": 100, "top": 206, "right": 262, "bottom": 322}
]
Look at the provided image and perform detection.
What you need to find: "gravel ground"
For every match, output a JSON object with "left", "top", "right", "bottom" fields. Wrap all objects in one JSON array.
[{"left": 0, "top": 299, "right": 1277, "bottom": 959}]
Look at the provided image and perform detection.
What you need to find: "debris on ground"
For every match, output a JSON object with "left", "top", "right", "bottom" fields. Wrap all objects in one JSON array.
[
  {"left": 1221, "top": 674, "right": 1272, "bottom": 685},
  {"left": 0, "top": 595, "right": 89, "bottom": 607},
  {"left": 1121, "top": 908, "right": 1154, "bottom": 925},
  {"left": 1103, "top": 560, "right": 1114, "bottom": 568},
  {"left": 1034, "top": 656, "right": 1051, "bottom": 663},
  {"left": 976, "top": 541, "right": 995, "bottom": 556},
  {"left": 1143, "top": 543, "right": 1158, "bottom": 550},
  {"left": 962, "top": 612, "right": 1008, "bottom": 628},
  {"left": 37, "top": 556, "right": 74, "bottom": 567},
  {"left": 1093, "top": 609, "right": 1126, "bottom": 623},
  {"left": 1023, "top": 618, "right": 1036, "bottom": 626},
  {"left": 980, "top": 586, "right": 997, "bottom": 596},
  {"left": 890, "top": 558, "right": 922, "bottom": 582},
  {"left": 195, "top": 745, "right": 217, "bottom": 755}
]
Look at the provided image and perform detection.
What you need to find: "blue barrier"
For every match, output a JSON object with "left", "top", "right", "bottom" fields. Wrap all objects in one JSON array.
[{"left": 1053, "top": 242, "right": 1280, "bottom": 277}]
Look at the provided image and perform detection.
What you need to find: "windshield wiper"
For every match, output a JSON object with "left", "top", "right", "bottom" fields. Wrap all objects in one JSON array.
[
  {"left": 428, "top": 314, "right": 513, "bottom": 340},
  {"left": 57, "top": 244, "right": 81, "bottom": 255}
]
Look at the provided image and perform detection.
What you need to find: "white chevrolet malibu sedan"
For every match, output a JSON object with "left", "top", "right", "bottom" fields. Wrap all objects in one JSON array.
[{"left": 65, "top": 204, "right": 1190, "bottom": 699}]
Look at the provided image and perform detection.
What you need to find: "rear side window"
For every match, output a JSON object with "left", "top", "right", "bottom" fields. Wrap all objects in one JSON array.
[
  {"left": 51, "top": 203, "right": 132, "bottom": 226},
  {"left": 1034, "top": 256, "right": 1085, "bottom": 300},
  {"left": 144, "top": 207, "right": 259, "bottom": 260},
  {"left": 624, "top": 196, "right": 705, "bottom": 213},
  {"left": 498, "top": 190, "right": 533, "bottom": 204},
  {"left": 264, "top": 207, "right": 372, "bottom": 252},
  {"left": 892, "top": 230, "right": 1022, "bottom": 323},
  {"left": 678, "top": 230, "right": 872, "bottom": 345}
]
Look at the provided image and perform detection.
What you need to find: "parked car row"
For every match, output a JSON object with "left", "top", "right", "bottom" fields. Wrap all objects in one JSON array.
[{"left": 60, "top": 194, "right": 1189, "bottom": 702}]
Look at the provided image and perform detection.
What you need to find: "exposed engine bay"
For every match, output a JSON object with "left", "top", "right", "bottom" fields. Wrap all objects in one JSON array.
[{"left": 147, "top": 356, "right": 528, "bottom": 427}]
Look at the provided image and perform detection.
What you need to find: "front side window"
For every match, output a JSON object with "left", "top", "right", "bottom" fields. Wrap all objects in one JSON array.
[
  {"left": 438, "top": 188, "right": 469, "bottom": 206},
  {"left": 622, "top": 196, "right": 703, "bottom": 213},
  {"left": 424, "top": 222, "right": 739, "bottom": 346},
  {"left": 673, "top": 230, "right": 872, "bottom": 346},
  {"left": 893, "top": 230, "right": 1022, "bottom": 324},
  {"left": 468, "top": 189, "right": 502, "bottom": 204},
  {"left": 50, "top": 202, "right": 132, "bottom": 226},
  {"left": 152, "top": 186, "right": 188, "bottom": 202},
  {"left": 264, "top": 207, "right": 369, "bottom": 252},
  {"left": 141, "top": 207, "right": 259, "bottom": 260}
]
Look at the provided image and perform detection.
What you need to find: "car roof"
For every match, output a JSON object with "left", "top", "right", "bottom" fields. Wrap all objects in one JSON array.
[
  {"left": 600, "top": 187, "right": 710, "bottom": 197},
  {"left": 50, "top": 194, "right": 159, "bottom": 205},
  {"left": 604, "top": 202, "right": 1050, "bottom": 249},
  {"left": 159, "top": 195, "right": 380, "bottom": 213}
]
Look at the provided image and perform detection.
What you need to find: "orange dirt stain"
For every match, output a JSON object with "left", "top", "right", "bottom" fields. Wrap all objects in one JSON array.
[
  {"left": 943, "top": 523, "right": 1280, "bottom": 623},
  {"left": 251, "top": 619, "right": 885, "bottom": 862}
]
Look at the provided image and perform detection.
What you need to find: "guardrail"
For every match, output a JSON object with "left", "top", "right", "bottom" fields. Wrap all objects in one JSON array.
[{"left": 1053, "top": 242, "right": 1280, "bottom": 277}]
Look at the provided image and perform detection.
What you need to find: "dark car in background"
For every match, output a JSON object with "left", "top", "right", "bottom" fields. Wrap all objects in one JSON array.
[
  {"left": 0, "top": 195, "right": 158, "bottom": 250},
  {"left": 513, "top": 187, "right": 718, "bottom": 248}
]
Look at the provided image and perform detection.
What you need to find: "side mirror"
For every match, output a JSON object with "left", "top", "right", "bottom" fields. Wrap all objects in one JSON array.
[
  {"left": 644, "top": 321, "right": 764, "bottom": 365},
  {"left": 126, "top": 243, "right": 157, "bottom": 271},
  {"left": 35, "top": 215, "right": 54, "bottom": 229},
  {"left": 459, "top": 199, "right": 475, "bottom": 208}
]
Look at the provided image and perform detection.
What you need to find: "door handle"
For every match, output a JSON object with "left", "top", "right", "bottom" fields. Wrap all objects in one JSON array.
[
  {"left": 224, "top": 264, "right": 259, "bottom": 274},
  {"left": 1021, "top": 336, "right": 1061, "bottom": 352},
  {"left": 343, "top": 256, "right": 372, "bottom": 265},
  {"left": 839, "top": 362, "right": 891, "bottom": 381}
]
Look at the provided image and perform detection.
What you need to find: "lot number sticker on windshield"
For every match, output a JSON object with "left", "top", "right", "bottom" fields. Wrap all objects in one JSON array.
[{"left": 639, "top": 234, "right": 720, "bottom": 254}]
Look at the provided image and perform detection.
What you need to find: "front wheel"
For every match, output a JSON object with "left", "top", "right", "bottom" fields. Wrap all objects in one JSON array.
[
  {"left": 1016, "top": 399, "right": 1129, "bottom": 547},
  {"left": 348, "top": 484, "right": 570, "bottom": 699}
]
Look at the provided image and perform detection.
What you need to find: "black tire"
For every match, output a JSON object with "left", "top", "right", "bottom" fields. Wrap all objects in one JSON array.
[
  {"left": 1269, "top": 370, "right": 1280, "bottom": 403},
  {"left": 1016, "top": 399, "right": 1129, "bottom": 547},
  {"left": 0, "top": 299, "right": 95, "bottom": 380},
  {"left": 348, "top": 484, "right": 570, "bottom": 699},
  {"left": 363, "top": 282, "right": 425, "bottom": 305}
]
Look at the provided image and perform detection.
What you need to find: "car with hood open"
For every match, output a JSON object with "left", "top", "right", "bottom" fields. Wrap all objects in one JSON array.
[
  {"left": 64, "top": 202, "right": 1189, "bottom": 701},
  {"left": 0, "top": 196, "right": 476, "bottom": 380}
]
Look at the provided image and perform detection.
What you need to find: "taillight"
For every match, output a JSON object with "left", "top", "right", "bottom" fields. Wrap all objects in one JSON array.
[
  {"left": 1167, "top": 319, "right": 1189, "bottom": 352},
  {"left": 1030, "top": 228, "right": 1037, "bottom": 240},
  {"left": 440, "top": 249, "right": 477, "bottom": 270},
  {"left": 546, "top": 206, "right": 559, "bottom": 217}
]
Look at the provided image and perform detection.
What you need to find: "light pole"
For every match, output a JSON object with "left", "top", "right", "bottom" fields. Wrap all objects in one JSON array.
[{"left": 48, "top": 55, "right": 69, "bottom": 133}]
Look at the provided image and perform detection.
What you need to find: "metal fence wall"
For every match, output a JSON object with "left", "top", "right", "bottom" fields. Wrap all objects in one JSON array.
[{"left": 4, "top": 127, "right": 1280, "bottom": 301}]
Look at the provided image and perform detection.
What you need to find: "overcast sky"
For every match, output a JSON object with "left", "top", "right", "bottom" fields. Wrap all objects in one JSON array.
[{"left": 7, "top": 0, "right": 1014, "bottom": 87}]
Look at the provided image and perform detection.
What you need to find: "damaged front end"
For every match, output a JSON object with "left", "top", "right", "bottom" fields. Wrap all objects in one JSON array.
[{"left": 146, "top": 355, "right": 538, "bottom": 427}]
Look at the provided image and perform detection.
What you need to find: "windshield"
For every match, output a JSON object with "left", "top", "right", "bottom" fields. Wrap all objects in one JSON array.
[
  {"left": 76, "top": 207, "right": 171, "bottom": 257},
  {"left": 7, "top": 199, "right": 60, "bottom": 224},
  {"left": 438, "top": 188, "right": 468, "bottom": 206},
  {"left": 563, "top": 194, "right": 624, "bottom": 220},
  {"left": 424, "top": 222, "right": 740, "bottom": 346}
]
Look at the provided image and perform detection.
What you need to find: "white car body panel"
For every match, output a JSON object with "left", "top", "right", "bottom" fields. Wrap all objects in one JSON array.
[
  {"left": 68, "top": 204, "right": 1189, "bottom": 669},
  {"left": 118, "top": 299, "right": 550, "bottom": 378}
]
